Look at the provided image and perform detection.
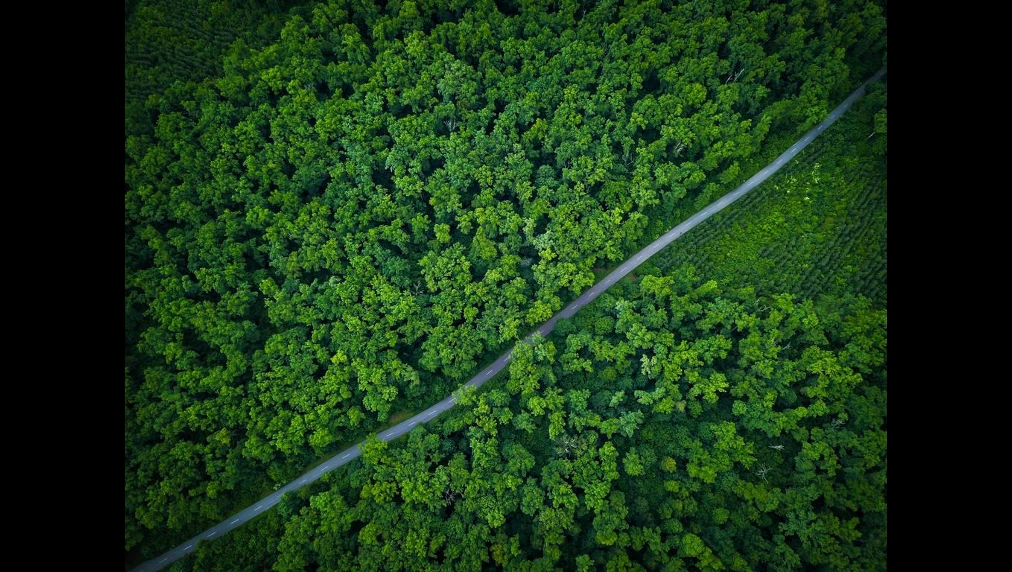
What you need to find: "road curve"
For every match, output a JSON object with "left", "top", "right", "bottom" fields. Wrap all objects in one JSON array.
[{"left": 131, "top": 66, "right": 886, "bottom": 572}]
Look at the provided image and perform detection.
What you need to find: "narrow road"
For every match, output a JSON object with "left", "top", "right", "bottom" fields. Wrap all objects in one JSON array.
[{"left": 131, "top": 66, "right": 885, "bottom": 572}]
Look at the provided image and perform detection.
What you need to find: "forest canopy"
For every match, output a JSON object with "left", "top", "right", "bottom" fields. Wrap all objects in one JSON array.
[{"left": 125, "top": 0, "right": 886, "bottom": 568}]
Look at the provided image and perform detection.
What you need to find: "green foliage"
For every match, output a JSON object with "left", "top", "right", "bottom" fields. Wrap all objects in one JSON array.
[
  {"left": 655, "top": 90, "right": 888, "bottom": 307},
  {"left": 125, "top": 0, "right": 308, "bottom": 140},
  {"left": 154, "top": 262, "right": 886, "bottom": 570},
  {"left": 126, "top": 0, "right": 886, "bottom": 567}
]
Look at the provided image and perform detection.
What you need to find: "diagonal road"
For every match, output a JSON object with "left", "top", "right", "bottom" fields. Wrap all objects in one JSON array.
[{"left": 131, "top": 66, "right": 886, "bottom": 572}]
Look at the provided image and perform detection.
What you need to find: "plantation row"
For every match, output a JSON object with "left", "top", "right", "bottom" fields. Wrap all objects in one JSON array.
[{"left": 654, "top": 105, "right": 886, "bottom": 308}]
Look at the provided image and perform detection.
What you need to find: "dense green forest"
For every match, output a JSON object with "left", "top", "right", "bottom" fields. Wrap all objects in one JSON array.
[
  {"left": 180, "top": 265, "right": 886, "bottom": 571},
  {"left": 125, "top": 0, "right": 886, "bottom": 569}
]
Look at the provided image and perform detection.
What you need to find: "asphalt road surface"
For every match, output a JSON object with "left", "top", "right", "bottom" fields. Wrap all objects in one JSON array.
[{"left": 131, "top": 66, "right": 885, "bottom": 572}]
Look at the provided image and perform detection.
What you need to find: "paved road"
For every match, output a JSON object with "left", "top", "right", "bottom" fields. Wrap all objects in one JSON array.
[{"left": 131, "top": 66, "right": 886, "bottom": 572}]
